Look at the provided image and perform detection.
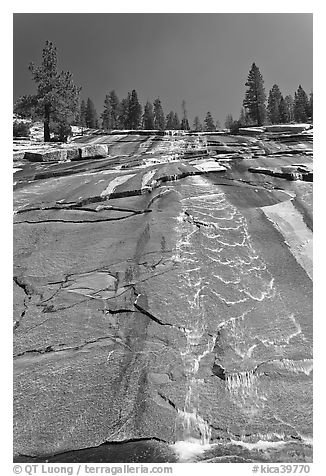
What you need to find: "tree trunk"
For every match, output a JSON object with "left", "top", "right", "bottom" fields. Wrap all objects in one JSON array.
[{"left": 44, "top": 104, "right": 51, "bottom": 142}]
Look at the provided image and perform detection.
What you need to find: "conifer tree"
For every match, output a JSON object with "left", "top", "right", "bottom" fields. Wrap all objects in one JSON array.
[
  {"left": 101, "top": 95, "right": 112, "bottom": 130},
  {"left": 172, "top": 112, "right": 180, "bottom": 130},
  {"left": 13, "top": 95, "right": 38, "bottom": 119},
  {"left": 278, "top": 97, "right": 288, "bottom": 124},
  {"left": 267, "top": 84, "right": 283, "bottom": 124},
  {"left": 27, "top": 41, "right": 81, "bottom": 141},
  {"left": 181, "top": 117, "right": 190, "bottom": 130},
  {"left": 85, "top": 98, "right": 98, "bottom": 129},
  {"left": 293, "top": 85, "right": 309, "bottom": 122},
  {"left": 153, "top": 98, "right": 165, "bottom": 130},
  {"left": 238, "top": 107, "right": 250, "bottom": 126},
  {"left": 165, "top": 111, "right": 175, "bottom": 130},
  {"left": 128, "top": 89, "right": 142, "bottom": 129},
  {"left": 243, "top": 62, "right": 267, "bottom": 126},
  {"left": 77, "top": 99, "right": 87, "bottom": 135},
  {"left": 308, "top": 92, "right": 313, "bottom": 120},
  {"left": 108, "top": 90, "right": 120, "bottom": 129},
  {"left": 284, "top": 95, "right": 295, "bottom": 123},
  {"left": 117, "top": 93, "right": 131, "bottom": 129},
  {"left": 193, "top": 116, "right": 202, "bottom": 131},
  {"left": 204, "top": 112, "right": 215, "bottom": 132},
  {"left": 79, "top": 100, "right": 87, "bottom": 128},
  {"left": 181, "top": 100, "right": 190, "bottom": 130},
  {"left": 224, "top": 114, "right": 234, "bottom": 130},
  {"left": 142, "top": 101, "right": 155, "bottom": 129},
  {"left": 101, "top": 90, "right": 120, "bottom": 130}
]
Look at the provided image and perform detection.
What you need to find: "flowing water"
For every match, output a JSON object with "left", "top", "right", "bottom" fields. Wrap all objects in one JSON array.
[
  {"left": 167, "top": 175, "right": 312, "bottom": 462},
  {"left": 13, "top": 172, "right": 312, "bottom": 464}
]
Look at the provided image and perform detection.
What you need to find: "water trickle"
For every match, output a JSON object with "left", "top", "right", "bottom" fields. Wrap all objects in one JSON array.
[
  {"left": 177, "top": 330, "right": 216, "bottom": 445},
  {"left": 171, "top": 177, "right": 311, "bottom": 457},
  {"left": 226, "top": 370, "right": 256, "bottom": 391}
]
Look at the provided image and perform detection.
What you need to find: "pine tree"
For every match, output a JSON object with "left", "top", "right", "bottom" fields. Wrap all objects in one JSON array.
[
  {"left": 238, "top": 108, "right": 250, "bottom": 126},
  {"left": 101, "top": 95, "right": 112, "bottom": 130},
  {"left": 172, "top": 112, "right": 180, "bottom": 130},
  {"left": 153, "top": 98, "right": 165, "bottom": 130},
  {"left": 78, "top": 99, "right": 87, "bottom": 134},
  {"left": 181, "top": 100, "right": 190, "bottom": 131},
  {"left": 27, "top": 40, "right": 81, "bottom": 141},
  {"left": 308, "top": 92, "right": 313, "bottom": 120},
  {"left": 224, "top": 114, "right": 234, "bottom": 130},
  {"left": 267, "top": 84, "right": 283, "bottom": 124},
  {"left": 128, "top": 89, "right": 142, "bottom": 129},
  {"left": 108, "top": 90, "right": 120, "bottom": 129},
  {"left": 117, "top": 93, "right": 131, "bottom": 129},
  {"left": 85, "top": 98, "right": 98, "bottom": 129},
  {"left": 101, "top": 91, "right": 120, "bottom": 130},
  {"left": 243, "top": 62, "right": 267, "bottom": 126},
  {"left": 13, "top": 95, "right": 38, "bottom": 119},
  {"left": 204, "top": 112, "right": 215, "bottom": 132},
  {"left": 181, "top": 117, "right": 190, "bottom": 130},
  {"left": 293, "top": 85, "right": 309, "bottom": 122},
  {"left": 284, "top": 95, "right": 295, "bottom": 123},
  {"left": 193, "top": 116, "right": 202, "bottom": 131},
  {"left": 165, "top": 111, "right": 175, "bottom": 130},
  {"left": 142, "top": 101, "right": 155, "bottom": 129},
  {"left": 278, "top": 97, "right": 288, "bottom": 124}
]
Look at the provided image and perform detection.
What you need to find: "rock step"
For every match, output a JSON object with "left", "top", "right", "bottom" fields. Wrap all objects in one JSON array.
[
  {"left": 248, "top": 166, "right": 313, "bottom": 182},
  {"left": 23, "top": 144, "right": 109, "bottom": 162}
]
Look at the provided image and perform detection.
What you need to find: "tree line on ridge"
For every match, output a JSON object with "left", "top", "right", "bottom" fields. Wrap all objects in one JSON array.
[{"left": 13, "top": 42, "right": 313, "bottom": 142}]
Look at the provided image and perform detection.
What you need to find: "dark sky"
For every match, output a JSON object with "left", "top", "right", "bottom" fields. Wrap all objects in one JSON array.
[{"left": 13, "top": 13, "right": 312, "bottom": 126}]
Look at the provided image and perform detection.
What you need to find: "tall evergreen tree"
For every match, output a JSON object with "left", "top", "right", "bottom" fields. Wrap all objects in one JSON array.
[
  {"left": 308, "top": 92, "right": 313, "bottom": 120},
  {"left": 117, "top": 93, "right": 131, "bottom": 129},
  {"left": 128, "top": 89, "right": 142, "bottom": 129},
  {"left": 101, "top": 94, "right": 112, "bottom": 130},
  {"left": 267, "top": 84, "right": 283, "bottom": 124},
  {"left": 26, "top": 40, "right": 81, "bottom": 141},
  {"left": 278, "top": 97, "right": 288, "bottom": 124},
  {"left": 181, "top": 117, "right": 190, "bottom": 130},
  {"left": 78, "top": 99, "right": 87, "bottom": 134},
  {"left": 193, "top": 116, "right": 202, "bottom": 131},
  {"left": 153, "top": 98, "right": 165, "bottom": 130},
  {"left": 142, "top": 101, "right": 155, "bottom": 129},
  {"left": 80, "top": 100, "right": 87, "bottom": 127},
  {"left": 204, "top": 112, "right": 215, "bottom": 132},
  {"left": 108, "top": 90, "right": 120, "bottom": 129},
  {"left": 13, "top": 95, "right": 38, "bottom": 119},
  {"left": 101, "top": 90, "right": 120, "bottom": 130},
  {"left": 293, "top": 85, "right": 309, "bottom": 122},
  {"left": 238, "top": 107, "right": 250, "bottom": 126},
  {"left": 181, "top": 100, "right": 190, "bottom": 130},
  {"left": 85, "top": 98, "right": 98, "bottom": 129},
  {"left": 165, "top": 111, "right": 175, "bottom": 130},
  {"left": 243, "top": 62, "right": 267, "bottom": 126},
  {"left": 172, "top": 112, "right": 180, "bottom": 130},
  {"left": 224, "top": 114, "right": 234, "bottom": 129},
  {"left": 284, "top": 95, "right": 295, "bottom": 123}
]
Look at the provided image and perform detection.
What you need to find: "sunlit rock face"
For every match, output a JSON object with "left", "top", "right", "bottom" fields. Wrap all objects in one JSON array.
[{"left": 13, "top": 132, "right": 312, "bottom": 463}]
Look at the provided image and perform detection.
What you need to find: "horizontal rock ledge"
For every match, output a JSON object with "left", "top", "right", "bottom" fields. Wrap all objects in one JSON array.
[{"left": 23, "top": 144, "right": 109, "bottom": 163}]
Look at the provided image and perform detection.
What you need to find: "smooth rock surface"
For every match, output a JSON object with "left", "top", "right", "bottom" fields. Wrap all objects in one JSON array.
[{"left": 13, "top": 132, "right": 313, "bottom": 463}]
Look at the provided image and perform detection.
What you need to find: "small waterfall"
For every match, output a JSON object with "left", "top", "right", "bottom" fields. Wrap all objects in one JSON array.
[
  {"left": 176, "top": 328, "right": 216, "bottom": 445},
  {"left": 226, "top": 370, "right": 256, "bottom": 391},
  {"left": 226, "top": 369, "right": 266, "bottom": 417}
]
